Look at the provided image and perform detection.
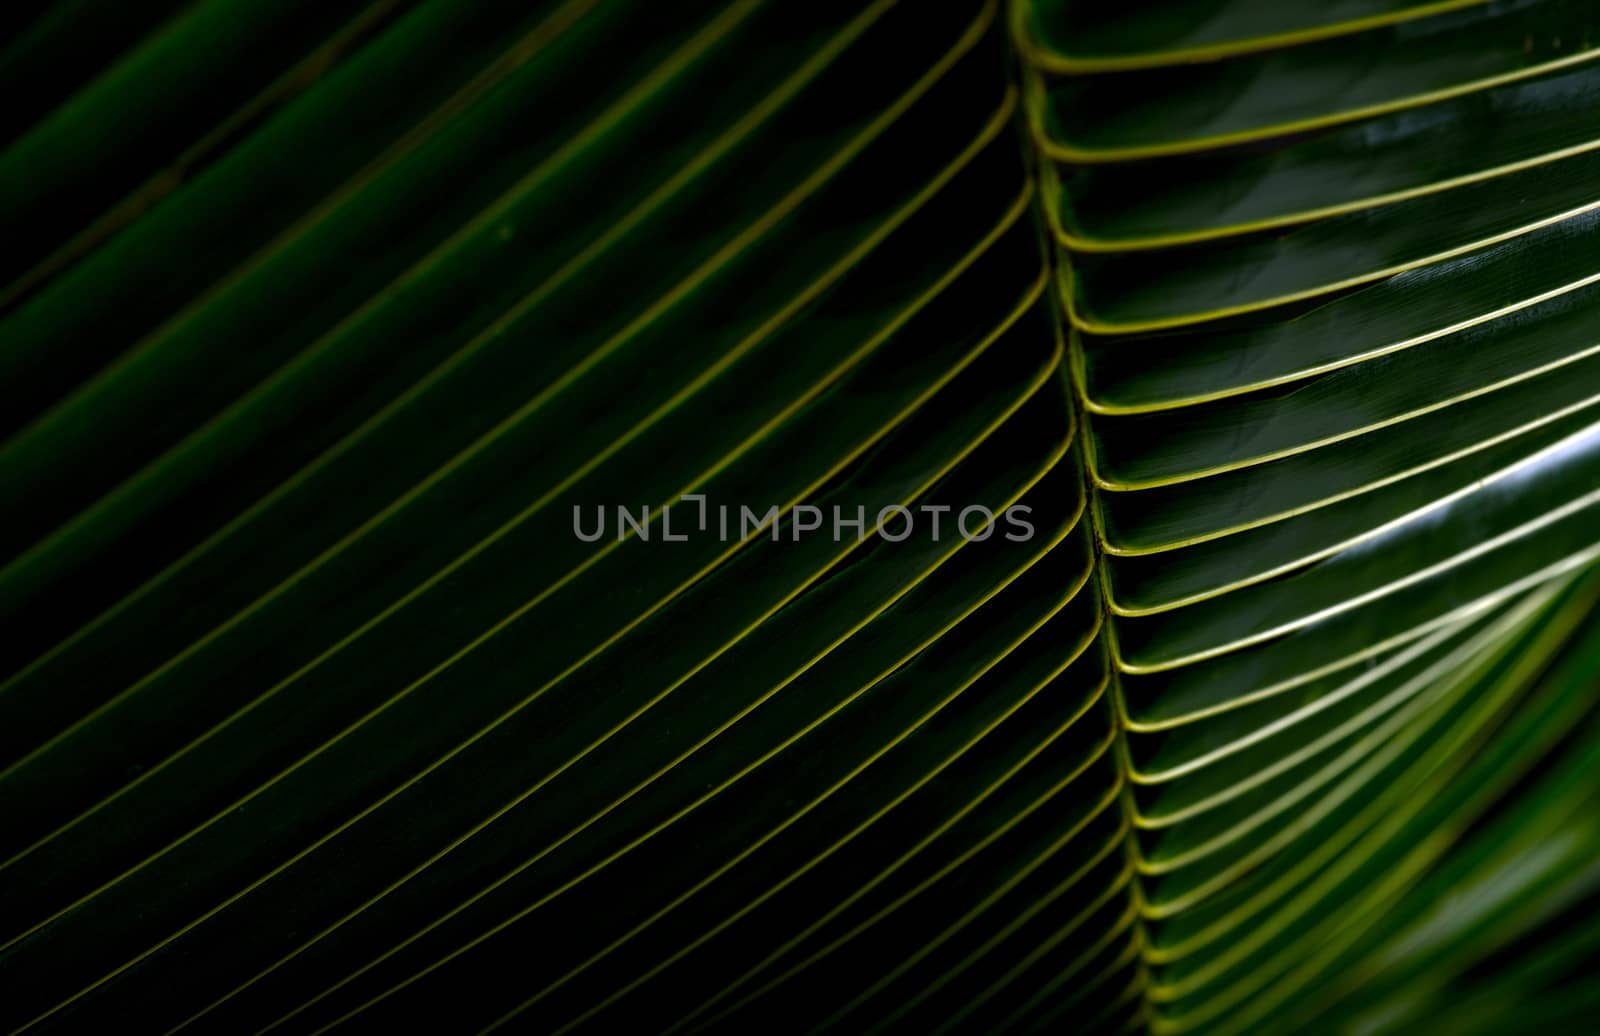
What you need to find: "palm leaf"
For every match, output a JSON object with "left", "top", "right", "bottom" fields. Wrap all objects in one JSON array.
[{"left": 0, "top": 1, "right": 1597, "bottom": 1033}]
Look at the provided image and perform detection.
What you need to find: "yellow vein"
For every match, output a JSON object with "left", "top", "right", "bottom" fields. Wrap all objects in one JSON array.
[
  {"left": 681, "top": 698, "right": 1120, "bottom": 1033},
  {"left": 1085, "top": 343, "right": 1600, "bottom": 492},
  {"left": 0, "top": 92, "right": 1018, "bottom": 959},
  {"left": 1127, "top": 597, "right": 1543, "bottom": 830},
  {"left": 1026, "top": 27, "right": 1600, "bottom": 165},
  {"left": 0, "top": 2, "right": 937, "bottom": 805},
  {"left": 1059, "top": 193, "right": 1600, "bottom": 335},
  {"left": 302, "top": 351, "right": 1073, "bottom": 1034},
  {"left": 1112, "top": 479, "right": 1600, "bottom": 674},
  {"left": 797, "top": 763, "right": 1127, "bottom": 1034},
  {"left": 1074, "top": 268, "right": 1600, "bottom": 419},
  {"left": 0, "top": 0, "right": 949, "bottom": 792},
  {"left": 1104, "top": 419, "right": 1600, "bottom": 617},
  {"left": 1142, "top": 576, "right": 1588, "bottom": 974},
  {"left": 1117, "top": 610, "right": 1477, "bottom": 750},
  {"left": 0, "top": 93, "right": 1020, "bottom": 931},
  {"left": 1009, "top": 0, "right": 1492, "bottom": 75},
  {"left": 665, "top": 639, "right": 1111, "bottom": 1035},
  {"left": 1035, "top": 106, "right": 1600, "bottom": 254},
  {"left": 8, "top": 203, "right": 1047, "bottom": 1031},
  {"left": 485, "top": 533, "right": 1098, "bottom": 1035},
  {"left": 932, "top": 867, "right": 1139, "bottom": 1034},
  {"left": 1129, "top": 647, "right": 1523, "bottom": 878},
  {"left": 1149, "top": 608, "right": 1586, "bottom": 1034},
  {"left": 0, "top": 0, "right": 768, "bottom": 640},
  {"left": 994, "top": 921, "right": 1145, "bottom": 1033},
  {"left": 534, "top": 527, "right": 1100, "bottom": 1036},
  {"left": 168, "top": 183, "right": 1041, "bottom": 1036},
  {"left": 872, "top": 848, "right": 1133, "bottom": 1034},
  {"left": 0, "top": 0, "right": 611, "bottom": 453}
]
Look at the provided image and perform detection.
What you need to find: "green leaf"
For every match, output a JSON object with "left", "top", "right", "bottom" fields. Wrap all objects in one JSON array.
[{"left": 3, "top": 0, "right": 1599, "bottom": 1033}]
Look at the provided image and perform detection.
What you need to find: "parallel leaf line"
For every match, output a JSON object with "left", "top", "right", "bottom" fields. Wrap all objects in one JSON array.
[
  {"left": 1104, "top": 417, "right": 1600, "bottom": 616},
  {"left": 0, "top": 0, "right": 612, "bottom": 452},
  {"left": 1111, "top": 480, "right": 1600, "bottom": 674},
  {"left": 1130, "top": 634, "right": 1529, "bottom": 877},
  {"left": 863, "top": 847, "right": 1135, "bottom": 1033},
  {"left": 1119, "top": 612, "right": 1483, "bottom": 768},
  {"left": 998, "top": 925, "right": 1145, "bottom": 1033},
  {"left": 1151, "top": 667, "right": 1570, "bottom": 1036},
  {"left": 0, "top": 0, "right": 767, "bottom": 615},
  {"left": 1027, "top": 33, "right": 1600, "bottom": 165},
  {"left": 926, "top": 853, "right": 1133, "bottom": 1033},
  {"left": 681, "top": 695, "right": 1120, "bottom": 1033},
  {"left": 1155, "top": 574, "right": 1598, "bottom": 985},
  {"left": 8, "top": 238, "right": 1054, "bottom": 1034},
  {"left": 665, "top": 643, "right": 1112, "bottom": 1034},
  {"left": 0, "top": 106, "right": 1025, "bottom": 938},
  {"left": 0, "top": 0, "right": 971, "bottom": 817},
  {"left": 1041, "top": 120, "right": 1600, "bottom": 253},
  {"left": 1127, "top": 595, "right": 1549, "bottom": 829},
  {"left": 174, "top": 208, "right": 1045, "bottom": 1034},
  {"left": 1010, "top": 0, "right": 1492, "bottom": 74},
  {"left": 532, "top": 525, "right": 1100, "bottom": 1036},
  {"left": 1073, "top": 264, "right": 1600, "bottom": 417},
  {"left": 1090, "top": 398, "right": 1600, "bottom": 558},
  {"left": 1059, "top": 192, "right": 1600, "bottom": 335},
  {"left": 310, "top": 357, "right": 1077, "bottom": 1035},
  {"left": 1085, "top": 342, "right": 1600, "bottom": 492}
]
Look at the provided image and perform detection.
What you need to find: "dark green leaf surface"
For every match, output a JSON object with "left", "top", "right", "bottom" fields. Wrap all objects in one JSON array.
[
  {"left": 1064, "top": 141, "right": 1600, "bottom": 331},
  {"left": 1051, "top": 61, "right": 1600, "bottom": 247},
  {"left": 1032, "top": 0, "right": 1600, "bottom": 160},
  {"left": 1104, "top": 410, "right": 1600, "bottom": 614},
  {"left": 1096, "top": 362, "right": 1600, "bottom": 551},
  {"left": 1016, "top": 0, "right": 1492, "bottom": 71},
  {"left": 1076, "top": 208, "right": 1600, "bottom": 414},
  {"left": 4, "top": 0, "right": 1599, "bottom": 1033}
]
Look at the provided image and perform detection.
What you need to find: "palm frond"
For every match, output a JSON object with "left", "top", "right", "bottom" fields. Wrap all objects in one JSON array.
[{"left": 0, "top": 1, "right": 1596, "bottom": 1033}]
